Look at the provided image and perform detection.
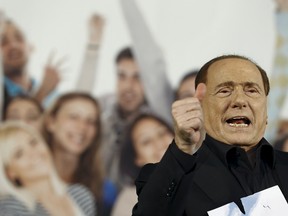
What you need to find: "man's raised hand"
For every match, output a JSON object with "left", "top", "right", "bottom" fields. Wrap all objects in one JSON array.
[{"left": 172, "top": 83, "right": 206, "bottom": 155}]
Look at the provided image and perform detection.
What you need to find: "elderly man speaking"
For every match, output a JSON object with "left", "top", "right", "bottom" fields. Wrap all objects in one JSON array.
[{"left": 132, "top": 55, "right": 288, "bottom": 216}]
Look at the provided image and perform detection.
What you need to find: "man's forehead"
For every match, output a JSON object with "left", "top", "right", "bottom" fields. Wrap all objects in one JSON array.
[
  {"left": 3, "top": 22, "right": 25, "bottom": 38},
  {"left": 206, "top": 58, "right": 264, "bottom": 86},
  {"left": 117, "top": 59, "right": 139, "bottom": 77},
  {"left": 117, "top": 69, "right": 139, "bottom": 78},
  {"left": 208, "top": 58, "right": 260, "bottom": 77},
  {"left": 209, "top": 58, "right": 256, "bottom": 69}
]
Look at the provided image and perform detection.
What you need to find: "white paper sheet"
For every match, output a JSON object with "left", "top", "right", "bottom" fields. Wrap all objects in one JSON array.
[{"left": 208, "top": 185, "right": 288, "bottom": 216}]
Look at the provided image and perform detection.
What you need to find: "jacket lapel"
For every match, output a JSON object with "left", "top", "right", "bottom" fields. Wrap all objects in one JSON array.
[{"left": 193, "top": 145, "right": 247, "bottom": 207}]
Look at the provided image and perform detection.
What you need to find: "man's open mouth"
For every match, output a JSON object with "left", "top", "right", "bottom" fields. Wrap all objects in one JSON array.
[{"left": 226, "top": 116, "right": 251, "bottom": 127}]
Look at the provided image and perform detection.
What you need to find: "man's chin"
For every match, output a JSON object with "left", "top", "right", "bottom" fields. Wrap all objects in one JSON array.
[
  {"left": 118, "top": 104, "right": 140, "bottom": 117},
  {"left": 4, "top": 63, "right": 26, "bottom": 75},
  {"left": 122, "top": 106, "right": 138, "bottom": 114},
  {"left": 223, "top": 135, "right": 258, "bottom": 148}
]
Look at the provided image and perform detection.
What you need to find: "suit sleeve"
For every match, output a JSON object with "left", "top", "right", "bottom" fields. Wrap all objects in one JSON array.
[{"left": 132, "top": 141, "right": 197, "bottom": 216}]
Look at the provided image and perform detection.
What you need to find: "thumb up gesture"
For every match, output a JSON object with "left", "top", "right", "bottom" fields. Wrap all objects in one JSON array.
[{"left": 172, "top": 83, "right": 206, "bottom": 155}]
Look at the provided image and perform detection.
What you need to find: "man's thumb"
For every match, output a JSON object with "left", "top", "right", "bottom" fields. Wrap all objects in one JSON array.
[{"left": 195, "top": 83, "right": 206, "bottom": 102}]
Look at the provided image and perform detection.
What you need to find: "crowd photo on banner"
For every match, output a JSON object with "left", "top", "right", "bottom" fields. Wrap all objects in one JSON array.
[{"left": 1, "top": 0, "right": 288, "bottom": 215}]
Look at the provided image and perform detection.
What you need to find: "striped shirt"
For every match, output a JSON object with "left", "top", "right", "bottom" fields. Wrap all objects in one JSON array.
[{"left": 0, "top": 184, "right": 96, "bottom": 216}]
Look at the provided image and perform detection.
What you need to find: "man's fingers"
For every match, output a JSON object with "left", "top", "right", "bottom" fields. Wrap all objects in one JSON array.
[
  {"left": 195, "top": 83, "right": 206, "bottom": 102},
  {"left": 174, "top": 110, "right": 203, "bottom": 124},
  {"left": 176, "top": 117, "right": 203, "bottom": 132},
  {"left": 46, "top": 51, "right": 68, "bottom": 72},
  {"left": 172, "top": 102, "right": 202, "bottom": 117},
  {"left": 172, "top": 83, "right": 205, "bottom": 150}
]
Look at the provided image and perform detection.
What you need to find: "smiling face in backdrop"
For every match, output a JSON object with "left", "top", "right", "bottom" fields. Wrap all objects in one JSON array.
[
  {"left": 5, "top": 97, "right": 43, "bottom": 131},
  {"left": 116, "top": 57, "right": 145, "bottom": 115},
  {"left": 47, "top": 98, "right": 98, "bottom": 156},
  {"left": 0, "top": 21, "right": 31, "bottom": 75},
  {"left": 6, "top": 129, "right": 52, "bottom": 187},
  {"left": 132, "top": 117, "right": 174, "bottom": 166}
]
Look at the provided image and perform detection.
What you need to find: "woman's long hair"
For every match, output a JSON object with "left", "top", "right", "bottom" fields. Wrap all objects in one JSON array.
[
  {"left": 43, "top": 92, "right": 104, "bottom": 207},
  {"left": 119, "top": 113, "right": 174, "bottom": 184}
]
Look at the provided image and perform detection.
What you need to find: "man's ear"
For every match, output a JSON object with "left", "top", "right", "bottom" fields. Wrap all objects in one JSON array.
[{"left": 195, "top": 83, "right": 206, "bottom": 102}]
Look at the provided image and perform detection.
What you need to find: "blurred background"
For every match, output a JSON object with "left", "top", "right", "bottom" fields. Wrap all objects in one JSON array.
[
  {"left": 1, "top": 1, "right": 288, "bottom": 215},
  {"left": 1, "top": 0, "right": 276, "bottom": 95}
]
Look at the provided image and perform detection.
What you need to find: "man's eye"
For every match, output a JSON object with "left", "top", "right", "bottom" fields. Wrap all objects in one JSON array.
[
  {"left": 216, "top": 88, "right": 232, "bottom": 97},
  {"left": 245, "top": 87, "right": 259, "bottom": 95},
  {"left": 220, "top": 90, "right": 229, "bottom": 93}
]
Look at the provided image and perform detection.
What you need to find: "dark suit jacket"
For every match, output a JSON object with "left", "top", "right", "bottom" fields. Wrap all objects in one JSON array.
[{"left": 132, "top": 136, "right": 288, "bottom": 216}]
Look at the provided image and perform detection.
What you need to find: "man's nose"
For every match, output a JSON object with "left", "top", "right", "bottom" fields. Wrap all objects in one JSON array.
[
  {"left": 230, "top": 89, "right": 248, "bottom": 109},
  {"left": 8, "top": 39, "right": 20, "bottom": 48},
  {"left": 123, "top": 78, "right": 135, "bottom": 90}
]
